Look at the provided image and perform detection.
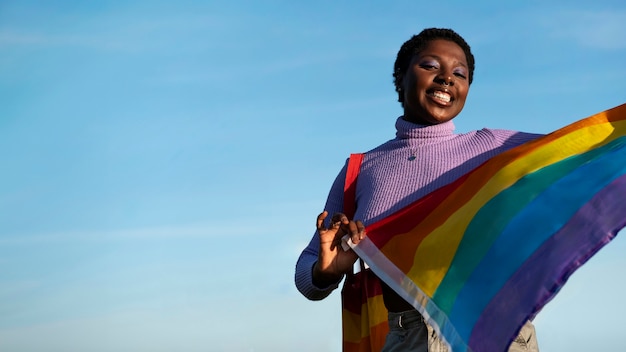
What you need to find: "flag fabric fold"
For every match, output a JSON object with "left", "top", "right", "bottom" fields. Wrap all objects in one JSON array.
[
  {"left": 344, "top": 103, "right": 626, "bottom": 352},
  {"left": 341, "top": 152, "right": 389, "bottom": 352}
]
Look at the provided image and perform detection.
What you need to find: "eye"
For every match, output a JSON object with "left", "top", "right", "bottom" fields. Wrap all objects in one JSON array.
[
  {"left": 419, "top": 60, "right": 439, "bottom": 70},
  {"left": 453, "top": 69, "right": 467, "bottom": 79}
]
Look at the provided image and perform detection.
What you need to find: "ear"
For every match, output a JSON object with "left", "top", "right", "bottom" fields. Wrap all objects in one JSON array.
[
  {"left": 395, "top": 82, "right": 404, "bottom": 105},
  {"left": 397, "top": 71, "right": 409, "bottom": 93}
]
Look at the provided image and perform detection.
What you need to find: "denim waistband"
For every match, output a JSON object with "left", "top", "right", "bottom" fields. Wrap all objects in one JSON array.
[{"left": 387, "top": 310, "right": 424, "bottom": 331}]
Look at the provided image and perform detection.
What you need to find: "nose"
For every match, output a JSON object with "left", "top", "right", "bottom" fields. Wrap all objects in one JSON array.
[{"left": 435, "top": 75, "right": 454, "bottom": 86}]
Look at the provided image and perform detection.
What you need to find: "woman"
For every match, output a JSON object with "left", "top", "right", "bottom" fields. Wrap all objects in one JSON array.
[{"left": 295, "top": 28, "right": 540, "bottom": 351}]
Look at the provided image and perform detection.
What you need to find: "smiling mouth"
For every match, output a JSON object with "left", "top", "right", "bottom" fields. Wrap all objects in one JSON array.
[{"left": 429, "top": 90, "right": 451, "bottom": 104}]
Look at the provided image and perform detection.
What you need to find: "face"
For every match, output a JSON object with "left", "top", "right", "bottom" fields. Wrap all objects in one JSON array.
[{"left": 401, "top": 39, "right": 470, "bottom": 125}]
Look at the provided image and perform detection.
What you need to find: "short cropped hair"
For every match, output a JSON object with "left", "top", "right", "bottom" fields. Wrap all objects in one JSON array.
[{"left": 393, "top": 28, "right": 475, "bottom": 105}]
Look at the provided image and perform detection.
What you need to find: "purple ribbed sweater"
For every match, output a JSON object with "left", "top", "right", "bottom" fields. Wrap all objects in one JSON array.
[{"left": 295, "top": 117, "right": 543, "bottom": 300}]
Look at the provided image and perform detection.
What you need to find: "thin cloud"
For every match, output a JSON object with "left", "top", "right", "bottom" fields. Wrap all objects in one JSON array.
[
  {"left": 0, "top": 29, "right": 140, "bottom": 52},
  {"left": 0, "top": 223, "right": 268, "bottom": 246},
  {"left": 0, "top": 200, "right": 314, "bottom": 246},
  {"left": 0, "top": 280, "right": 41, "bottom": 298},
  {"left": 539, "top": 10, "right": 626, "bottom": 50},
  {"left": 454, "top": 8, "right": 626, "bottom": 51},
  {"left": 0, "top": 11, "right": 243, "bottom": 52}
]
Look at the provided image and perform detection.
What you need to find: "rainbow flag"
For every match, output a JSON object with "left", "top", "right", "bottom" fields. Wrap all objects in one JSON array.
[{"left": 346, "top": 103, "right": 626, "bottom": 351}]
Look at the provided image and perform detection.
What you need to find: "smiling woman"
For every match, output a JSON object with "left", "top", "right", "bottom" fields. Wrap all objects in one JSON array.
[{"left": 295, "top": 28, "right": 543, "bottom": 352}]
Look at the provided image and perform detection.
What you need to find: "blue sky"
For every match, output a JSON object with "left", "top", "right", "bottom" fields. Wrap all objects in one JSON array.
[{"left": 1, "top": 1, "right": 625, "bottom": 351}]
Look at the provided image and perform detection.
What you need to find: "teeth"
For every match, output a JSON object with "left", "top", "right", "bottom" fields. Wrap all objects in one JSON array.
[{"left": 433, "top": 91, "right": 451, "bottom": 103}]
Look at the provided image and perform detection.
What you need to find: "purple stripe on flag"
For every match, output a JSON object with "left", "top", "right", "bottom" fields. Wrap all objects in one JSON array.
[{"left": 468, "top": 175, "right": 626, "bottom": 352}]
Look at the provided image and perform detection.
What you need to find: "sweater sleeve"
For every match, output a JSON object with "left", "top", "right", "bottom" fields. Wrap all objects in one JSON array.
[{"left": 294, "top": 161, "right": 349, "bottom": 300}]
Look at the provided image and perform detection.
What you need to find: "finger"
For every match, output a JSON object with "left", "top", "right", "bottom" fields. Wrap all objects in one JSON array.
[
  {"left": 349, "top": 220, "right": 366, "bottom": 244},
  {"left": 316, "top": 211, "right": 328, "bottom": 231},
  {"left": 356, "top": 220, "right": 366, "bottom": 240},
  {"left": 330, "top": 212, "right": 348, "bottom": 228}
]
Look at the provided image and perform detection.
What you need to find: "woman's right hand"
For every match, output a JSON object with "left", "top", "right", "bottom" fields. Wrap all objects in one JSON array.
[{"left": 312, "top": 210, "right": 366, "bottom": 287}]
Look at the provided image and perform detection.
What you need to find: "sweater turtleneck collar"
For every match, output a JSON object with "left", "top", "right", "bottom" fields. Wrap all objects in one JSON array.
[{"left": 395, "top": 116, "right": 456, "bottom": 142}]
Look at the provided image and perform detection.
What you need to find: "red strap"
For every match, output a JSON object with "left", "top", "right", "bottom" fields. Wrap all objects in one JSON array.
[{"left": 343, "top": 153, "right": 364, "bottom": 219}]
